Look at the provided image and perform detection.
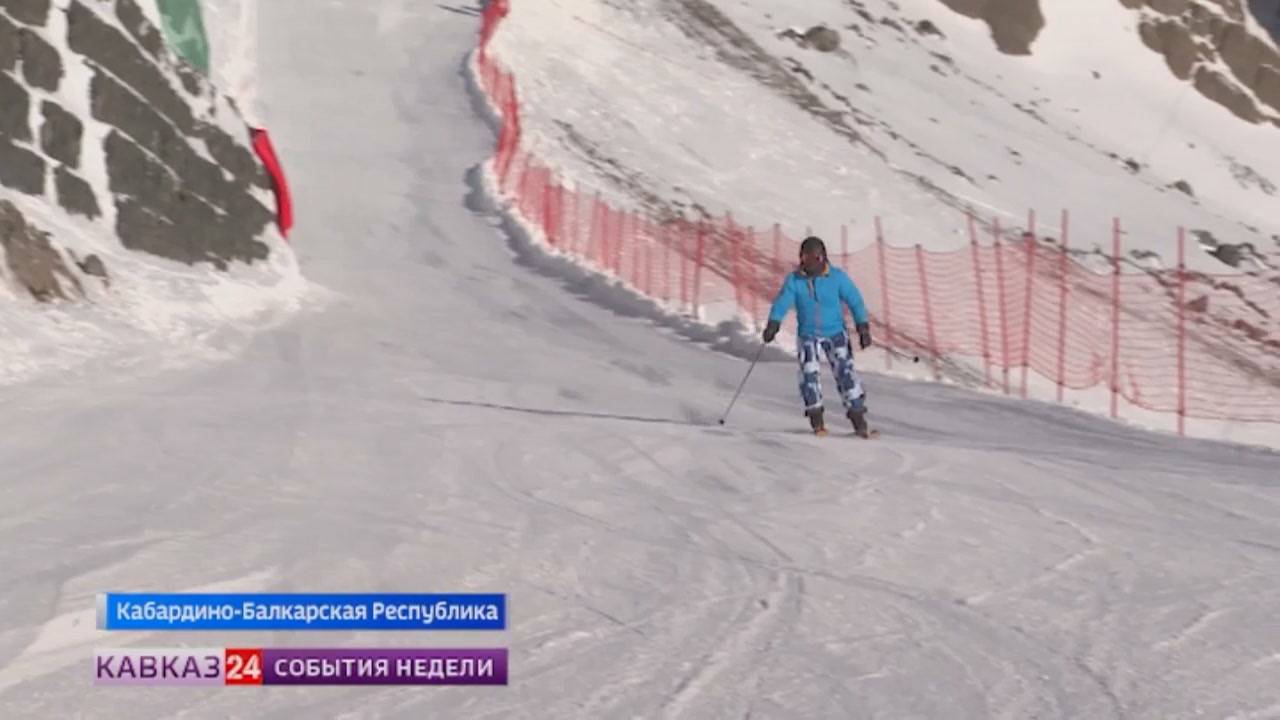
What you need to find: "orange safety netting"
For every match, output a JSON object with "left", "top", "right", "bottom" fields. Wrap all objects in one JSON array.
[{"left": 476, "top": 0, "right": 1280, "bottom": 430}]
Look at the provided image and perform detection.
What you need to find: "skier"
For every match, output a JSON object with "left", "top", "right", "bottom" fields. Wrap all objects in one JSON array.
[{"left": 761, "top": 236, "right": 874, "bottom": 437}]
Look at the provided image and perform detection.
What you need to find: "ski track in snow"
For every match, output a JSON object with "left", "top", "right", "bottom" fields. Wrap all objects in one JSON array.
[{"left": 0, "top": 0, "right": 1279, "bottom": 717}]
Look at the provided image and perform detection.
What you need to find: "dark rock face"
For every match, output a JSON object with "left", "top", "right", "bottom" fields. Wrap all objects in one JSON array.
[
  {"left": 198, "top": 123, "right": 264, "bottom": 185},
  {"left": 18, "top": 26, "right": 60, "bottom": 91},
  {"left": 55, "top": 166, "right": 101, "bottom": 219},
  {"left": 0, "top": 13, "right": 19, "bottom": 71},
  {"left": 48, "top": 1, "right": 275, "bottom": 271},
  {"left": 2, "top": 0, "right": 278, "bottom": 307},
  {"left": 1139, "top": 19, "right": 1206, "bottom": 80},
  {"left": 114, "top": 0, "right": 165, "bottom": 59},
  {"left": 105, "top": 130, "right": 270, "bottom": 266},
  {"left": 935, "top": 0, "right": 1045, "bottom": 55},
  {"left": 40, "top": 101, "right": 83, "bottom": 168},
  {"left": 1123, "top": 0, "right": 1280, "bottom": 123},
  {"left": 0, "top": 0, "right": 51, "bottom": 27},
  {"left": 68, "top": 1, "right": 196, "bottom": 133},
  {"left": 940, "top": 0, "right": 1280, "bottom": 124},
  {"left": 0, "top": 68, "right": 31, "bottom": 141},
  {"left": 0, "top": 136, "right": 45, "bottom": 195},
  {"left": 1194, "top": 65, "right": 1264, "bottom": 122}
]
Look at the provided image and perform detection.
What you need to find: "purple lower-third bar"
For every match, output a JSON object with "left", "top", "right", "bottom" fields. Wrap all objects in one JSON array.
[{"left": 262, "top": 648, "right": 508, "bottom": 685}]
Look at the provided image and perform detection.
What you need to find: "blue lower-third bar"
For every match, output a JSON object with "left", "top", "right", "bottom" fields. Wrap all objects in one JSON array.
[{"left": 97, "top": 593, "right": 506, "bottom": 631}]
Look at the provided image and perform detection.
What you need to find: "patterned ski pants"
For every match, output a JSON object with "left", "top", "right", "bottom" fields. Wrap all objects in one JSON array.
[{"left": 797, "top": 332, "right": 866, "bottom": 412}]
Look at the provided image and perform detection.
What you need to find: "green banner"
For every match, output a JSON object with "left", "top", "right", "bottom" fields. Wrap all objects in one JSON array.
[{"left": 156, "top": 0, "right": 210, "bottom": 75}]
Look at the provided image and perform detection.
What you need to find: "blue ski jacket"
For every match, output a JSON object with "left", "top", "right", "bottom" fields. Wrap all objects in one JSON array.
[{"left": 768, "top": 265, "right": 869, "bottom": 339}]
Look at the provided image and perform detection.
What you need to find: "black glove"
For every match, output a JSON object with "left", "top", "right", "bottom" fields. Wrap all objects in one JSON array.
[
  {"left": 762, "top": 319, "right": 780, "bottom": 344},
  {"left": 856, "top": 322, "right": 872, "bottom": 350}
]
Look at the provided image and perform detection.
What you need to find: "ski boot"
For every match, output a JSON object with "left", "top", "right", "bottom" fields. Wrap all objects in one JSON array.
[
  {"left": 806, "top": 407, "right": 827, "bottom": 436},
  {"left": 848, "top": 408, "right": 871, "bottom": 438}
]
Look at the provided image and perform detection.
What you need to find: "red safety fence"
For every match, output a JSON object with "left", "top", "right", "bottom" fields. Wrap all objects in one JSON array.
[{"left": 475, "top": 1, "right": 1280, "bottom": 431}]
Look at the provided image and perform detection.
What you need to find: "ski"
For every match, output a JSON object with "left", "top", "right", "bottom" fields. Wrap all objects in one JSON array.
[
  {"left": 809, "top": 427, "right": 879, "bottom": 439},
  {"left": 832, "top": 429, "right": 879, "bottom": 439}
]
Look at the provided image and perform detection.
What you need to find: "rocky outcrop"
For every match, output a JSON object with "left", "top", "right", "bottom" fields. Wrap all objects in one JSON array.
[
  {"left": 804, "top": 26, "right": 841, "bottom": 52},
  {"left": 0, "top": 0, "right": 51, "bottom": 28},
  {"left": 1122, "top": 0, "right": 1280, "bottom": 124},
  {"left": 1139, "top": 18, "right": 1208, "bottom": 79},
  {"left": 935, "top": 0, "right": 1045, "bottom": 55},
  {"left": 40, "top": 101, "right": 82, "bottom": 168},
  {"left": 0, "top": 64, "right": 30, "bottom": 140},
  {"left": 777, "top": 25, "right": 842, "bottom": 53},
  {"left": 1195, "top": 64, "right": 1266, "bottom": 121},
  {"left": 0, "top": 0, "right": 278, "bottom": 298},
  {"left": 0, "top": 135, "right": 45, "bottom": 195},
  {"left": 0, "top": 200, "right": 84, "bottom": 301}
]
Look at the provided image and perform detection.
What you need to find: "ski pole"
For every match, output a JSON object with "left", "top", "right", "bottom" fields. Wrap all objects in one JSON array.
[{"left": 718, "top": 343, "right": 767, "bottom": 425}]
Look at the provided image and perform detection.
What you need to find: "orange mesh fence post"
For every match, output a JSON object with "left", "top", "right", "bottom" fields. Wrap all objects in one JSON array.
[
  {"left": 993, "top": 218, "right": 1011, "bottom": 395},
  {"left": 728, "top": 213, "right": 742, "bottom": 311},
  {"left": 569, "top": 185, "right": 581, "bottom": 258},
  {"left": 559, "top": 183, "right": 569, "bottom": 252},
  {"left": 968, "top": 212, "right": 991, "bottom": 387},
  {"left": 598, "top": 204, "right": 610, "bottom": 272},
  {"left": 637, "top": 212, "right": 647, "bottom": 290},
  {"left": 665, "top": 220, "right": 675, "bottom": 301},
  {"left": 538, "top": 168, "right": 549, "bottom": 241},
  {"left": 1055, "top": 209, "right": 1070, "bottom": 404},
  {"left": 589, "top": 192, "right": 603, "bottom": 267},
  {"left": 680, "top": 221, "right": 690, "bottom": 312},
  {"left": 613, "top": 208, "right": 626, "bottom": 277},
  {"left": 645, "top": 218, "right": 655, "bottom": 296},
  {"left": 613, "top": 205, "right": 622, "bottom": 276},
  {"left": 630, "top": 211, "right": 640, "bottom": 289},
  {"left": 600, "top": 203, "right": 612, "bottom": 274},
  {"left": 1020, "top": 210, "right": 1037, "bottom": 399},
  {"left": 543, "top": 175, "right": 557, "bottom": 247},
  {"left": 1177, "top": 226, "right": 1187, "bottom": 436},
  {"left": 497, "top": 75, "right": 520, "bottom": 189},
  {"left": 517, "top": 159, "right": 531, "bottom": 218},
  {"left": 693, "top": 222, "right": 707, "bottom": 319},
  {"left": 748, "top": 226, "right": 760, "bottom": 326},
  {"left": 1110, "top": 218, "right": 1122, "bottom": 420},
  {"left": 611, "top": 207, "right": 622, "bottom": 278},
  {"left": 876, "top": 217, "right": 892, "bottom": 371},
  {"left": 916, "top": 244, "right": 940, "bottom": 381},
  {"left": 530, "top": 166, "right": 541, "bottom": 237}
]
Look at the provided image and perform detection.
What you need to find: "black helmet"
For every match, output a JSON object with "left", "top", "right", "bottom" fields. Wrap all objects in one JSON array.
[{"left": 799, "top": 236, "right": 827, "bottom": 258}]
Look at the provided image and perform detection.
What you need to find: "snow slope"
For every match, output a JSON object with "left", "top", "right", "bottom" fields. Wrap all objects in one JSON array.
[
  {"left": 493, "top": 0, "right": 1280, "bottom": 266},
  {"left": 1, "top": 1, "right": 1279, "bottom": 718}
]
